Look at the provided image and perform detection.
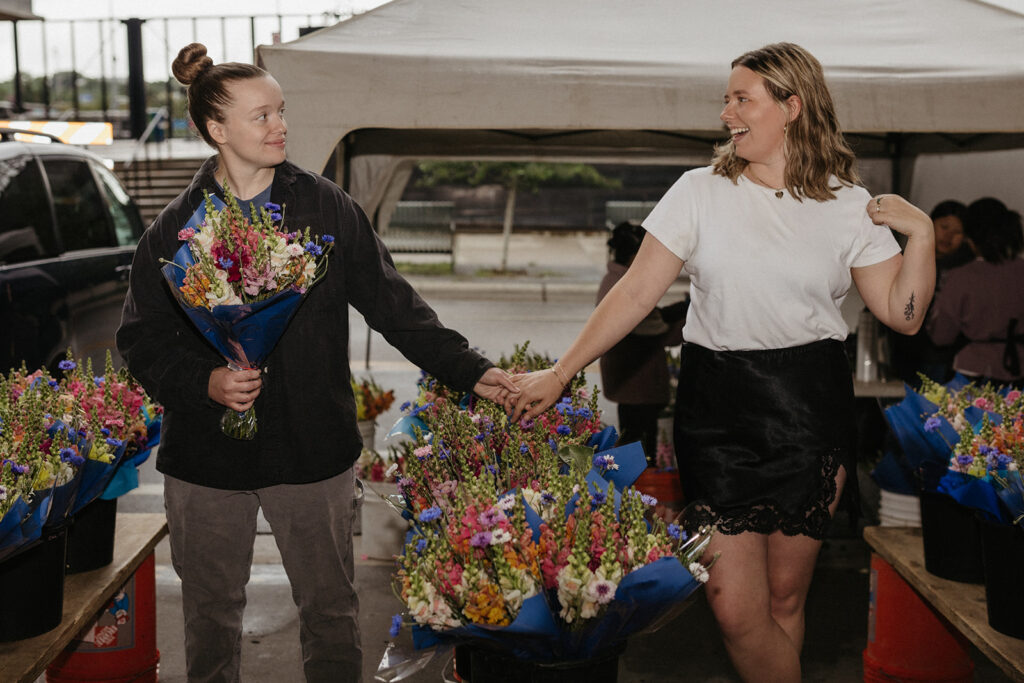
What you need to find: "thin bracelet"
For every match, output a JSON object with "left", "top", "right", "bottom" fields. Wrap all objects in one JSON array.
[{"left": 552, "top": 361, "right": 571, "bottom": 387}]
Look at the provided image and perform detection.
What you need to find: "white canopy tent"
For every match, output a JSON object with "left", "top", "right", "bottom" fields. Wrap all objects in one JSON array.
[{"left": 257, "top": 0, "right": 1024, "bottom": 223}]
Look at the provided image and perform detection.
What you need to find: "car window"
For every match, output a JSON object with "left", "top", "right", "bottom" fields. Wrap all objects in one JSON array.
[
  {"left": 91, "top": 161, "right": 144, "bottom": 246},
  {"left": 43, "top": 157, "right": 114, "bottom": 251},
  {"left": 0, "top": 154, "right": 58, "bottom": 264}
]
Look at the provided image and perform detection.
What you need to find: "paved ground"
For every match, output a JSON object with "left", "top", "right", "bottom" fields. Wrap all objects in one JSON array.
[{"left": 82, "top": 241, "right": 1014, "bottom": 682}]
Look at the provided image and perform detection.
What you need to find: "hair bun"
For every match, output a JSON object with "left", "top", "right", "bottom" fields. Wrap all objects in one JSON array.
[{"left": 172, "top": 43, "right": 214, "bottom": 86}]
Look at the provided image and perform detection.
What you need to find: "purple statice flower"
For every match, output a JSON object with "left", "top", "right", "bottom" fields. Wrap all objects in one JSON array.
[
  {"left": 541, "top": 491, "right": 556, "bottom": 506},
  {"left": 519, "top": 417, "right": 535, "bottom": 430},
  {"left": 217, "top": 256, "right": 234, "bottom": 269},
  {"left": 322, "top": 235, "right": 335, "bottom": 244},
  {"left": 400, "top": 401, "right": 411, "bottom": 412},
  {"left": 438, "top": 447, "right": 450, "bottom": 460},
  {"left": 418, "top": 506, "right": 442, "bottom": 523},
  {"left": 304, "top": 242, "right": 323, "bottom": 256},
  {"left": 478, "top": 507, "right": 504, "bottom": 528},
  {"left": 593, "top": 454, "right": 619, "bottom": 471},
  {"left": 978, "top": 445, "right": 995, "bottom": 456},
  {"left": 519, "top": 443, "right": 529, "bottom": 454},
  {"left": 416, "top": 538, "right": 428, "bottom": 553},
  {"left": 269, "top": 212, "right": 283, "bottom": 221},
  {"left": 556, "top": 424, "right": 571, "bottom": 436},
  {"left": 410, "top": 402, "right": 434, "bottom": 417},
  {"left": 47, "top": 379, "right": 59, "bottom": 389},
  {"left": 100, "top": 427, "right": 111, "bottom": 437},
  {"left": 923, "top": 416, "right": 942, "bottom": 432},
  {"left": 592, "top": 490, "right": 607, "bottom": 506},
  {"left": 956, "top": 454, "right": 974, "bottom": 467},
  {"left": 470, "top": 531, "right": 492, "bottom": 548},
  {"left": 667, "top": 523, "right": 684, "bottom": 541},
  {"left": 396, "top": 476, "right": 415, "bottom": 495},
  {"left": 474, "top": 433, "right": 486, "bottom": 442},
  {"left": 548, "top": 438, "right": 558, "bottom": 451},
  {"left": 486, "top": 464, "right": 498, "bottom": 476},
  {"left": 58, "top": 359, "right": 76, "bottom": 371},
  {"left": 576, "top": 407, "right": 593, "bottom": 419},
  {"left": 93, "top": 376, "right": 104, "bottom": 387},
  {"left": 640, "top": 493, "right": 658, "bottom": 507},
  {"left": 389, "top": 614, "right": 402, "bottom": 638},
  {"left": 106, "top": 437, "right": 123, "bottom": 448},
  {"left": 263, "top": 201, "right": 282, "bottom": 212}
]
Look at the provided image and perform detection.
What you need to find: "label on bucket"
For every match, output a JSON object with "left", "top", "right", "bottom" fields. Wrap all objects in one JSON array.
[{"left": 69, "top": 573, "right": 136, "bottom": 652}]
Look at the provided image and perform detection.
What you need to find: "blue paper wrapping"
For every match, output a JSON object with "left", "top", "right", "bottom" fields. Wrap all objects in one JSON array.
[
  {"left": 936, "top": 472, "right": 1007, "bottom": 524},
  {"left": 0, "top": 487, "right": 55, "bottom": 562}
]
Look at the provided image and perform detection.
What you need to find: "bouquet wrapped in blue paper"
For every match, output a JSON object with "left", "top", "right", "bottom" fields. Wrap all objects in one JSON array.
[
  {"left": 376, "top": 345, "right": 714, "bottom": 678},
  {"left": 1, "top": 353, "right": 163, "bottom": 561},
  {"left": 908, "top": 376, "right": 1024, "bottom": 527},
  {"left": 160, "top": 187, "right": 333, "bottom": 439}
]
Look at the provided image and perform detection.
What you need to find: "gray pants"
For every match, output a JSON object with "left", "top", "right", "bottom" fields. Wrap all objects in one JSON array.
[{"left": 164, "top": 469, "right": 361, "bottom": 683}]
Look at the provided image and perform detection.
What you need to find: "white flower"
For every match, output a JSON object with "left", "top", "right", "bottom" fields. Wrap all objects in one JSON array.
[
  {"left": 689, "top": 562, "right": 710, "bottom": 584},
  {"left": 384, "top": 463, "right": 399, "bottom": 479},
  {"left": 285, "top": 243, "right": 305, "bottom": 258},
  {"left": 490, "top": 528, "right": 512, "bottom": 545},
  {"left": 583, "top": 577, "right": 618, "bottom": 605},
  {"left": 497, "top": 493, "right": 517, "bottom": 510}
]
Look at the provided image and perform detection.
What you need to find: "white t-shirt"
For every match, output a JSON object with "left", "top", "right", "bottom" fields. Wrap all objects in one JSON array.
[{"left": 643, "top": 166, "right": 901, "bottom": 351}]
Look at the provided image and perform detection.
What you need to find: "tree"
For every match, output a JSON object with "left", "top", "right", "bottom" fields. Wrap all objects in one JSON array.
[{"left": 416, "top": 161, "right": 621, "bottom": 271}]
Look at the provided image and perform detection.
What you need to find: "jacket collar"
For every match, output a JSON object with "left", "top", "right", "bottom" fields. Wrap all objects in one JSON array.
[{"left": 184, "top": 155, "right": 317, "bottom": 207}]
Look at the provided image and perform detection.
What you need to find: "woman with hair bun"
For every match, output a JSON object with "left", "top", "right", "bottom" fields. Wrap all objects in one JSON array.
[
  {"left": 509, "top": 43, "right": 934, "bottom": 681},
  {"left": 927, "top": 196, "right": 1024, "bottom": 385},
  {"left": 117, "top": 43, "right": 517, "bottom": 682}
]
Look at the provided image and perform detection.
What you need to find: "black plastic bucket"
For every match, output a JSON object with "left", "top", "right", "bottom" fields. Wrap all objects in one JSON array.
[
  {"left": 977, "top": 516, "right": 1024, "bottom": 639},
  {"left": 65, "top": 497, "right": 118, "bottom": 574},
  {"left": 919, "top": 491, "right": 985, "bottom": 583},
  {"left": 0, "top": 526, "right": 67, "bottom": 641}
]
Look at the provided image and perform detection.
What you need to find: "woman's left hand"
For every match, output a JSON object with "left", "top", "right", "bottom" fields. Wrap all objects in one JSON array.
[
  {"left": 867, "top": 194, "right": 933, "bottom": 242},
  {"left": 473, "top": 367, "right": 520, "bottom": 406}
]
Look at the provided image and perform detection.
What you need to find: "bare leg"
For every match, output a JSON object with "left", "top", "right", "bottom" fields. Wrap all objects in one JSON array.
[
  {"left": 704, "top": 466, "right": 847, "bottom": 683},
  {"left": 767, "top": 466, "right": 847, "bottom": 651}
]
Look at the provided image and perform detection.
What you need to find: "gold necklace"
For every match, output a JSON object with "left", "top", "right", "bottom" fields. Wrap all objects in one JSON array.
[{"left": 745, "top": 168, "right": 785, "bottom": 198}]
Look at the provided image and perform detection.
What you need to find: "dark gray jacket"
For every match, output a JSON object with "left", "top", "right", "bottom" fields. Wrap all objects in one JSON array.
[{"left": 117, "top": 156, "right": 491, "bottom": 489}]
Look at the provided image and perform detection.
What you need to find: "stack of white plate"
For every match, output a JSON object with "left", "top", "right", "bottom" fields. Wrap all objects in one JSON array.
[{"left": 878, "top": 489, "right": 921, "bottom": 527}]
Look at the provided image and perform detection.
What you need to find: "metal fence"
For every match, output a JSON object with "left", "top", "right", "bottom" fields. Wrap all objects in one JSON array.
[{"left": 1, "top": 12, "right": 350, "bottom": 134}]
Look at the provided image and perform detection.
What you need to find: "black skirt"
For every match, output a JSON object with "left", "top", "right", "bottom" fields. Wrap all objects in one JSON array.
[{"left": 673, "top": 339, "right": 857, "bottom": 540}]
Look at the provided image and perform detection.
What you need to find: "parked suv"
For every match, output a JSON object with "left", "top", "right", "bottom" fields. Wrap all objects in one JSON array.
[{"left": 1, "top": 129, "right": 145, "bottom": 375}]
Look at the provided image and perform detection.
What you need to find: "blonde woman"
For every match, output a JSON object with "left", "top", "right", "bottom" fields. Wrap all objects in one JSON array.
[{"left": 509, "top": 43, "right": 933, "bottom": 682}]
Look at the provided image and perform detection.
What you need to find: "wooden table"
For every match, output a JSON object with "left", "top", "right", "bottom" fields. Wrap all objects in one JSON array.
[
  {"left": 864, "top": 525, "right": 1024, "bottom": 682},
  {"left": 0, "top": 513, "right": 168, "bottom": 683}
]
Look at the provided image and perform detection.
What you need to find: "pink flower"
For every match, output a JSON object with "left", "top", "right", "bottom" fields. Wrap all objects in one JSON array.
[{"left": 177, "top": 227, "right": 196, "bottom": 241}]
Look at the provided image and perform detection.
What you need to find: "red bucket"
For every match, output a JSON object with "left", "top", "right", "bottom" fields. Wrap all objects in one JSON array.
[
  {"left": 46, "top": 553, "right": 160, "bottom": 683},
  {"left": 862, "top": 554, "right": 973, "bottom": 682}
]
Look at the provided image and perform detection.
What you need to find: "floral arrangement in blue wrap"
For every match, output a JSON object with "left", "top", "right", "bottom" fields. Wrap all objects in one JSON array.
[
  {"left": 374, "top": 343, "right": 715, "bottom": 679},
  {"left": 1, "top": 352, "right": 161, "bottom": 562},
  {"left": 160, "top": 186, "right": 333, "bottom": 439},
  {"left": 892, "top": 375, "right": 1024, "bottom": 528}
]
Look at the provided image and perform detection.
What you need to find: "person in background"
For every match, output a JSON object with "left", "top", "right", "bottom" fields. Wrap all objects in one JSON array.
[
  {"left": 891, "top": 199, "right": 974, "bottom": 386},
  {"left": 927, "top": 197, "right": 1024, "bottom": 386},
  {"left": 116, "top": 43, "right": 517, "bottom": 683},
  {"left": 506, "top": 43, "right": 933, "bottom": 682},
  {"left": 597, "top": 221, "right": 686, "bottom": 463}
]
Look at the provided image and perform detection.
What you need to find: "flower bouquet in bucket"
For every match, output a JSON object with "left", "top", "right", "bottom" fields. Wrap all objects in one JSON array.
[
  {"left": 160, "top": 188, "right": 333, "bottom": 440},
  {"left": 375, "top": 344, "right": 715, "bottom": 680}
]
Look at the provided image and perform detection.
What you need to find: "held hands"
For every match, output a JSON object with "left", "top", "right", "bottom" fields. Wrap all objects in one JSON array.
[
  {"left": 473, "top": 367, "right": 521, "bottom": 405},
  {"left": 867, "top": 194, "right": 934, "bottom": 243},
  {"left": 208, "top": 366, "right": 262, "bottom": 412},
  {"left": 506, "top": 368, "right": 566, "bottom": 423}
]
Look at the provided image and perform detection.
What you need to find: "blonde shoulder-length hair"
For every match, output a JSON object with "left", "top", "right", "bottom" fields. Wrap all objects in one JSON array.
[{"left": 711, "top": 42, "right": 860, "bottom": 202}]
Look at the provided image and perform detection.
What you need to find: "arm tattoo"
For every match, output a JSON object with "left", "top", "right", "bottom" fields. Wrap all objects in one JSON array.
[{"left": 904, "top": 292, "right": 916, "bottom": 321}]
